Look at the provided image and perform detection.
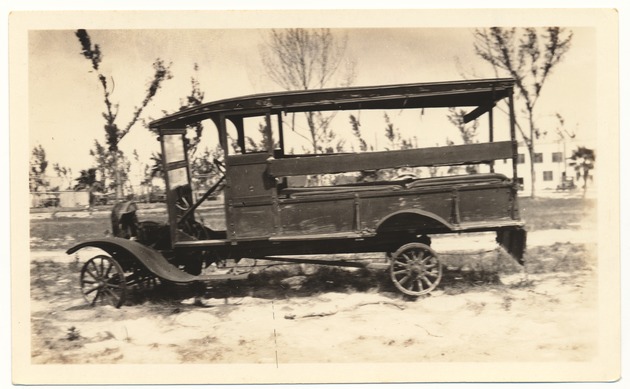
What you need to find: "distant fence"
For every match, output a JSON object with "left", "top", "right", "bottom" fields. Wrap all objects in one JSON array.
[{"left": 30, "top": 191, "right": 90, "bottom": 208}]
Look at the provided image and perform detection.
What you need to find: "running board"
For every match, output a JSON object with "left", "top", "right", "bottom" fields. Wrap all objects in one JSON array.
[
  {"left": 262, "top": 255, "right": 389, "bottom": 270},
  {"left": 268, "top": 231, "right": 371, "bottom": 242}
]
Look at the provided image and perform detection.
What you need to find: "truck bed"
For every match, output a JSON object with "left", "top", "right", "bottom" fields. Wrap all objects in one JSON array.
[{"left": 280, "top": 173, "right": 509, "bottom": 198}]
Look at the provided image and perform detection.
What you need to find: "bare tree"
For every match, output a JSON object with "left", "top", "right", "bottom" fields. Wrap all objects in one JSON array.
[
  {"left": 146, "top": 62, "right": 207, "bottom": 163},
  {"left": 473, "top": 27, "right": 573, "bottom": 197},
  {"left": 89, "top": 139, "right": 131, "bottom": 194},
  {"left": 383, "top": 113, "right": 413, "bottom": 151},
  {"left": 190, "top": 145, "right": 225, "bottom": 190},
  {"left": 259, "top": 28, "right": 356, "bottom": 153},
  {"left": 29, "top": 145, "right": 48, "bottom": 192},
  {"left": 447, "top": 107, "right": 480, "bottom": 174},
  {"left": 349, "top": 114, "right": 370, "bottom": 152},
  {"left": 177, "top": 63, "right": 205, "bottom": 156},
  {"left": 52, "top": 163, "right": 73, "bottom": 190},
  {"left": 380, "top": 113, "right": 415, "bottom": 180},
  {"left": 75, "top": 29, "right": 172, "bottom": 200}
]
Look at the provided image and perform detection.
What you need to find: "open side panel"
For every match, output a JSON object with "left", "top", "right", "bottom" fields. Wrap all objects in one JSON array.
[{"left": 267, "top": 141, "right": 513, "bottom": 177}]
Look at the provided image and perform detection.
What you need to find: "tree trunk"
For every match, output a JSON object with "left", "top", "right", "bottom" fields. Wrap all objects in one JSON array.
[
  {"left": 306, "top": 111, "right": 317, "bottom": 153},
  {"left": 528, "top": 144, "right": 536, "bottom": 198},
  {"left": 582, "top": 170, "right": 589, "bottom": 198},
  {"left": 114, "top": 151, "right": 123, "bottom": 201},
  {"left": 527, "top": 111, "right": 536, "bottom": 198}
]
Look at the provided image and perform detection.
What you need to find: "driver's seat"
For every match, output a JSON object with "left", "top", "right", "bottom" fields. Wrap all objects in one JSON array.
[{"left": 111, "top": 201, "right": 139, "bottom": 239}]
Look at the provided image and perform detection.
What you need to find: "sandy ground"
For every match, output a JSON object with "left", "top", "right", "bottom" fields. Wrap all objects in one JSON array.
[
  {"left": 31, "top": 271, "right": 597, "bottom": 365},
  {"left": 29, "top": 228, "right": 599, "bottom": 366}
]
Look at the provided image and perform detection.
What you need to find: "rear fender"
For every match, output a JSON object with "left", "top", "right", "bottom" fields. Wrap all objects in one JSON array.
[
  {"left": 496, "top": 228, "right": 527, "bottom": 265},
  {"left": 66, "top": 237, "right": 198, "bottom": 283},
  {"left": 376, "top": 209, "right": 454, "bottom": 234}
]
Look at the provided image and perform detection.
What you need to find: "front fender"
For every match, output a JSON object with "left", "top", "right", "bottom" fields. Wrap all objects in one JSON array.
[{"left": 67, "top": 237, "right": 198, "bottom": 283}]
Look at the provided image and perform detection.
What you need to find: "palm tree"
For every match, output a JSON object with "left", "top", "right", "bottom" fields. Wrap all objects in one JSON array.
[
  {"left": 568, "top": 146, "right": 595, "bottom": 197},
  {"left": 74, "top": 168, "right": 104, "bottom": 205},
  {"left": 149, "top": 152, "right": 164, "bottom": 179}
]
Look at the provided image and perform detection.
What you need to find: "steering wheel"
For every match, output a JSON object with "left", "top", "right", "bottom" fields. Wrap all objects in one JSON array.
[{"left": 175, "top": 196, "right": 190, "bottom": 211}]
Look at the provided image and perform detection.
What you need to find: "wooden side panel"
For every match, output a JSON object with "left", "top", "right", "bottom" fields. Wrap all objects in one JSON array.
[
  {"left": 279, "top": 199, "right": 355, "bottom": 235},
  {"left": 273, "top": 183, "right": 514, "bottom": 238},
  {"left": 458, "top": 187, "right": 513, "bottom": 223},
  {"left": 230, "top": 205, "right": 275, "bottom": 239},
  {"left": 226, "top": 153, "right": 277, "bottom": 238},
  {"left": 360, "top": 192, "right": 454, "bottom": 231},
  {"left": 226, "top": 153, "right": 275, "bottom": 203},
  {"left": 268, "top": 141, "right": 513, "bottom": 177}
]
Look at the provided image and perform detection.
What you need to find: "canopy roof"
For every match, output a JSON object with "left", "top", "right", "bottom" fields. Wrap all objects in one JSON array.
[{"left": 150, "top": 78, "right": 514, "bottom": 129}]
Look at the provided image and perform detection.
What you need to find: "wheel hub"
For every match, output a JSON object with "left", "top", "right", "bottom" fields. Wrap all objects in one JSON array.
[{"left": 410, "top": 264, "right": 423, "bottom": 275}]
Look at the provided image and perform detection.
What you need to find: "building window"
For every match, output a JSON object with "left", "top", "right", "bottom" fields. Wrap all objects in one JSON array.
[
  {"left": 517, "top": 154, "right": 525, "bottom": 164},
  {"left": 533, "top": 153, "right": 543, "bottom": 163},
  {"left": 552, "top": 152, "right": 563, "bottom": 163},
  {"left": 543, "top": 171, "right": 553, "bottom": 181}
]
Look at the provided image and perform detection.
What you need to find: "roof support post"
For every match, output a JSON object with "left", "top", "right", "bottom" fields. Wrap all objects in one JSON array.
[
  {"left": 265, "top": 112, "right": 273, "bottom": 156},
  {"left": 508, "top": 88, "right": 519, "bottom": 219},
  {"left": 489, "top": 104, "right": 495, "bottom": 173},
  {"left": 233, "top": 117, "right": 245, "bottom": 154},
  {"left": 277, "top": 112, "right": 285, "bottom": 156}
]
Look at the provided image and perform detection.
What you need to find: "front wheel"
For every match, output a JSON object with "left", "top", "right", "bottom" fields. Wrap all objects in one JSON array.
[
  {"left": 390, "top": 243, "right": 442, "bottom": 296},
  {"left": 80, "top": 255, "right": 128, "bottom": 308}
]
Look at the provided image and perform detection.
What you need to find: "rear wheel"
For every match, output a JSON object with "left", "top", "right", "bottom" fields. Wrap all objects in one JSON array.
[
  {"left": 390, "top": 242, "right": 442, "bottom": 296},
  {"left": 80, "top": 255, "right": 127, "bottom": 308}
]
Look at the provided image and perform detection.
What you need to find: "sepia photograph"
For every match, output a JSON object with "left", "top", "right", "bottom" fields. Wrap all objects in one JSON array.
[{"left": 9, "top": 7, "right": 621, "bottom": 386}]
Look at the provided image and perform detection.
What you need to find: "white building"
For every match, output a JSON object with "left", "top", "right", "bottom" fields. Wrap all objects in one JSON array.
[{"left": 491, "top": 139, "right": 595, "bottom": 196}]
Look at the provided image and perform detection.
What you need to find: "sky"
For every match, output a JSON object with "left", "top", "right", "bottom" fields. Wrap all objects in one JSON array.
[{"left": 28, "top": 25, "right": 597, "bottom": 186}]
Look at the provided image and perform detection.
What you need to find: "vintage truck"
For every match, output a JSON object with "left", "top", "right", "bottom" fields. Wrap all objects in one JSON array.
[{"left": 67, "top": 78, "right": 526, "bottom": 307}]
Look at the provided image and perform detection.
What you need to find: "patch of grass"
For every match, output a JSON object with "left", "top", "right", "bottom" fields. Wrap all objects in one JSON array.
[
  {"left": 30, "top": 217, "right": 111, "bottom": 250},
  {"left": 31, "top": 260, "right": 82, "bottom": 300},
  {"left": 518, "top": 197, "right": 596, "bottom": 231},
  {"left": 523, "top": 243, "right": 593, "bottom": 274},
  {"left": 438, "top": 249, "right": 513, "bottom": 295},
  {"left": 436, "top": 242, "right": 594, "bottom": 295}
]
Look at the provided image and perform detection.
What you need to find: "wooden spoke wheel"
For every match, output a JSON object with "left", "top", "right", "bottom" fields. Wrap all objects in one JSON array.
[
  {"left": 390, "top": 243, "right": 442, "bottom": 296},
  {"left": 80, "top": 255, "right": 128, "bottom": 308}
]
